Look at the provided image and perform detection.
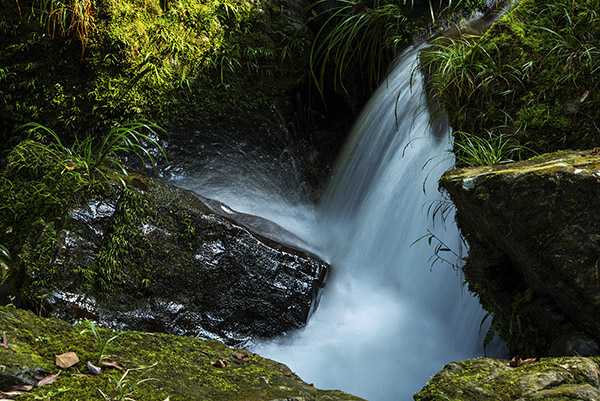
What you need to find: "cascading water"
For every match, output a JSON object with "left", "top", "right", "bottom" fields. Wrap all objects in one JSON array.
[
  {"left": 175, "top": 46, "right": 489, "bottom": 400},
  {"left": 252, "top": 46, "right": 487, "bottom": 400}
]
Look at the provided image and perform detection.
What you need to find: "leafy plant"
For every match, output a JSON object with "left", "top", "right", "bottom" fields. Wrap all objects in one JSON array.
[
  {"left": 310, "top": 0, "right": 409, "bottom": 93},
  {"left": 411, "top": 229, "right": 465, "bottom": 271},
  {"left": 20, "top": 121, "right": 167, "bottom": 184},
  {"left": 82, "top": 320, "right": 130, "bottom": 365},
  {"left": 453, "top": 130, "right": 532, "bottom": 167},
  {"left": 98, "top": 363, "right": 158, "bottom": 401},
  {"left": 0, "top": 244, "right": 10, "bottom": 284},
  {"left": 24, "top": 0, "right": 95, "bottom": 60},
  {"left": 419, "top": 0, "right": 600, "bottom": 157}
]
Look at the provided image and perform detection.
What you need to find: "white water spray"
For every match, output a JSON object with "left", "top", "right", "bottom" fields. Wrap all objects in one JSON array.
[
  {"left": 254, "top": 47, "right": 487, "bottom": 400},
  {"left": 177, "top": 47, "right": 488, "bottom": 400}
]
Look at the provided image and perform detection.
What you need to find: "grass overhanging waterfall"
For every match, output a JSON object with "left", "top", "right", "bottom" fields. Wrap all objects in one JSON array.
[
  {"left": 419, "top": 0, "right": 600, "bottom": 160},
  {"left": 309, "top": 0, "right": 487, "bottom": 95}
]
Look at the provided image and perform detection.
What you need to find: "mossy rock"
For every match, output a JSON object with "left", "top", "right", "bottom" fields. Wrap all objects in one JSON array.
[
  {"left": 0, "top": 139, "right": 328, "bottom": 344},
  {"left": 0, "top": 306, "right": 364, "bottom": 400},
  {"left": 415, "top": 356, "right": 600, "bottom": 401},
  {"left": 440, "top": 150, "right": 600, "bottom": 356}
]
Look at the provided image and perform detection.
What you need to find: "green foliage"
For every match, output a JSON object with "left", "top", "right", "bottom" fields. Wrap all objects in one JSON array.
[
  {"left": 26, "top": 0, "right": 95, "bottom": 59},
  {"left": 95, "top": 186, "right": 147, "bottom": 291},
  {"left": 82, "top": 320, "right": 131, "bottom": 365},
  {"left": 98, "top": 364, "right": 158, "bottom": 401},
  {"left": 0, "top": 0, "right": 310, "bottom": 140},
  {"left": 310, "top": 0, "right": 410, "bottom": 93},
  {"left": 20, "top": 121, "right": 167, "bottom": 184},
  {"left": 453, "top": 129, "right": 532, "bottom": 167},
  {"left": 0, "top": 120, "right": 165, "bottom": 304},
  {"left": 309, "top": 0, "right": 486, "bottom": 93},
  {"left": 421, "top": 0, "right": 600, "bottom": 158}
]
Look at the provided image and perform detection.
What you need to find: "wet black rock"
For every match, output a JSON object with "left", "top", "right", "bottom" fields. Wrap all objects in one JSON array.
[{"left": 32, "top": 172, "right": 328, "bottom": 345}]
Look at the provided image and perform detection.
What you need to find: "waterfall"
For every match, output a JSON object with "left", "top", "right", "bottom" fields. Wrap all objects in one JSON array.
[
  {"left": 176, "top": 46, "right": 489, "bottom": 400},
  {"left": 252, "top": 47, "right": 487, "bottom": 400}
]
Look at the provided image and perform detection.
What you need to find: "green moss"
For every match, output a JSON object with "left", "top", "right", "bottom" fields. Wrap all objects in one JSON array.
[
  {"left": 423, "top": 0, "right": 600, "bottom": 163},
  {"left": 0, "top": 0, "right": 311, "bottom": 142},
  {"left": 415, "top": 357, "right": 600, "bottom": 401},
  {"left": 0, "top": 306, "right": 364, "bottom": 400}
]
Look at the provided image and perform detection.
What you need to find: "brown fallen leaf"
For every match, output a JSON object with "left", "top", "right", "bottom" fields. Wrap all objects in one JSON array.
[
  {"left": 101, "top": 360, "right": 125, "bottom": 371},
  {"left": 210, "top": 360, "right": 228, "bottom": 368},
  {"left": 0, "top": 390, "right": 30, "bottom": 398},
  {"left": 507, "top": 356, "right": 537, "bottom": 367},
  {"left": 0, "top": 385, "right": 34, "bottom": 399},
  {"left": 5, "top": 385, "right": 33, "bottom": 392},
  {"left": 37, "top": 371, "right": 61, "bottom": 387},
  {"left": 232, "top": 352, "right": 249, "bottom": 362},
  {"left": 71, "top": 373, "right": 89, "bottom": 377},
  {"left": 0, "top": 333, "right": 9, "bottom": 349},
  {"left": 282, "top": 370, "right": 298, "bottom": 380},
  {"left": 87, "top": 361, "right": 102, "bottom": 375},
  {"left": 55, "top": 351, "right": 80, "bottom": 369}
]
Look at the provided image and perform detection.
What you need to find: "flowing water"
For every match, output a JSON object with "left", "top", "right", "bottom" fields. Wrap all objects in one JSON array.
[{"left": 176, "top": 46, "right": 488, "bottom": 400}]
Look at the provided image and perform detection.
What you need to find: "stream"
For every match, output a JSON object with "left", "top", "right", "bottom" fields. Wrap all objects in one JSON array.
[{"left": 173, "top": 46, "right": 489, "bottom": 400}]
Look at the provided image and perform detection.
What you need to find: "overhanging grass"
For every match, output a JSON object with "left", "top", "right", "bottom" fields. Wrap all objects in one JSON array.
[{"left": 421, "top": 0, "right": 600, "bottom": 161}]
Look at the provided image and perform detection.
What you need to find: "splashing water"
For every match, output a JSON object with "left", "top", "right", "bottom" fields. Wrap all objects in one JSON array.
[{"left": 177, "top": 46, "right": 488, "bottom": 400}]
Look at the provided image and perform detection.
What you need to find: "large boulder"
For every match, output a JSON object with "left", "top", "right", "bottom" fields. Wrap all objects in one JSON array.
[
  {"left": 440, "top": 150, "right": 600, "bottom": 356},
  {"left": 49, "top": 174, "right": 327, "bottom": 345},
  {"left": 0, "top": 306, "right": 364, "bottom": 400},
  {"left": 415, "top": 356, "right": 600, "bottom": 401},
  {"left": 1, "top": 140, "right": 327, "bottom": 345}
]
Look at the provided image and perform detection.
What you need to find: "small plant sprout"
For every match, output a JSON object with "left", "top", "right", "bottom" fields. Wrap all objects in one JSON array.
[
  {"left": 82, "top": 320, "right": 130, "bottom": 365},
  {"left": 0, "top": 244, "right": 10, "bottom": 283},
  {"left": 98, "top": 363, "right": 159, "bottom": 401}
]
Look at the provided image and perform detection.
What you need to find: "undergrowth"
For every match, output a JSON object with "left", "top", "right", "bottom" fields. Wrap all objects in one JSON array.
[
  {"left": 0, "top": 122, "right": 165, "bottom": 305},
  {"left": 309, "top": 0, "right": 487, "bottom": 95},
  {"left": 0, "top": 0, "right": 311, "bottom": 142},
  {"left": 420, "top": 0, "right": 600, "bottom": 162}
]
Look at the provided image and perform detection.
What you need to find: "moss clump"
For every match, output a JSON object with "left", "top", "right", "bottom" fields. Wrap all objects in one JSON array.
[
  {"left": 0, "top": 0, "right": 311, "bottom": 142},
  {"left": 422, "top": 0, "right": 600, "bottom": 163},
  {"left": 415, "top": 357, "right": 600, "bottom": 401},
  {"left": 0, "top": 306, "right": 365, "bottom": 400}
]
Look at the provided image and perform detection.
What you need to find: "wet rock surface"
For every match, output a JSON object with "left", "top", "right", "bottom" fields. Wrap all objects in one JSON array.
[
  {"left": 440, "top": 150, "right": 600, "bottom": 356},
  {"left": 415, "top": 356, "right": 600, "bottom": 401},
  {"left": 36, "top": 172, "right": 328, "bottom": 345}
]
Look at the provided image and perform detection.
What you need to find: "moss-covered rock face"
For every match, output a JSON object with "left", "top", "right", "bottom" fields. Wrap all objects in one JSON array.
[
  {"left": 0, "top": 140, "right": 328, "bottom": 344},
  {"left": 0, "top": 0, "right": 311, "bottom": 140},
  {"left": 422, "top": 0, "right": 600, "bottom": 160},
  {"left": 440, "top": 150, "right": 600, "bottom": 357},
  {"left": 0, "top": 306, "right": 365, "bottom": 400},
  {"left": 415, "top": 356, "right": 600, "bottom": 401}
]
